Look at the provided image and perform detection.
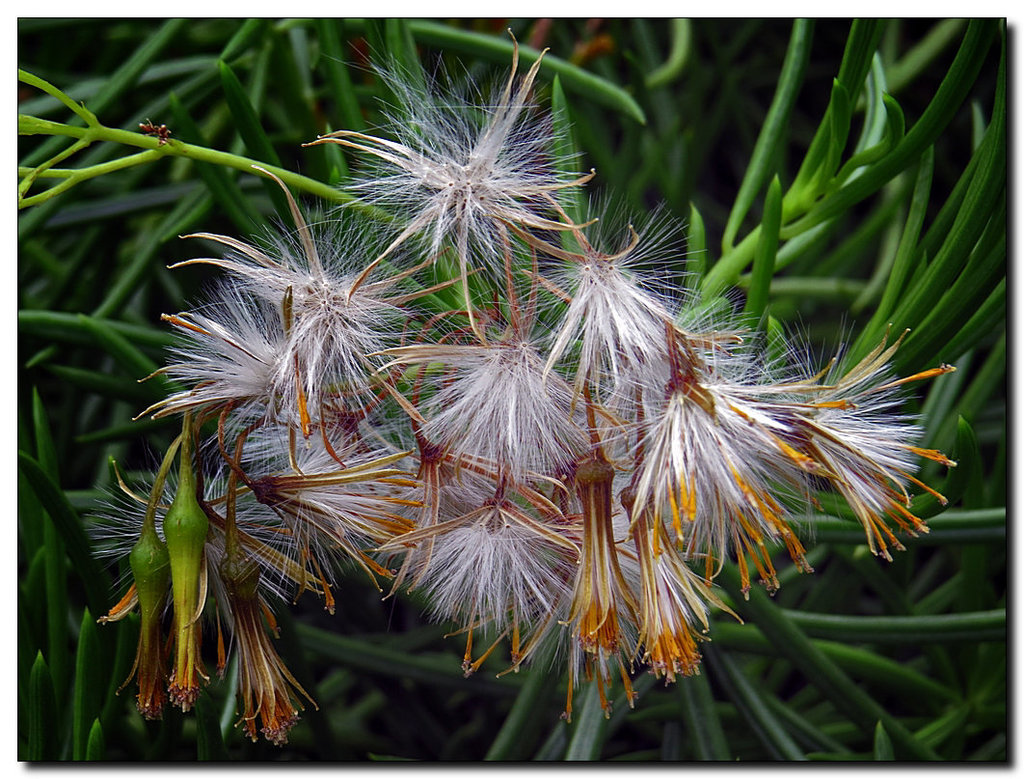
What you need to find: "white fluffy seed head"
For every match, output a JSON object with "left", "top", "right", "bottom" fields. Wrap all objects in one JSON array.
[
  {"left": 410, "top": 502, "right": 572, "bottom": 635},
  {"left": 390, "top": 337, "right": 589, "bottom": 478},
  {"left": 334, "top": 48, "right": 583, "bottom": 276},
  {"left": 544, "top": 254, "right": 676, "bottom": 402},
  {"left": 181, "top": 217, "right": 411, "bottom": 423},
  {"left": 147, "top": 280, "right": 289, "bottom": 423},
  {"left": 793, "top": 359, "right": 926, "bottom": 522}
]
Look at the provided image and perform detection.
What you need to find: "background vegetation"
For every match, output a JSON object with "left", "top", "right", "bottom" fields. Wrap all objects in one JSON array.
[{"left": 18, "top": 18, "right": 1005, "bottom": 761}]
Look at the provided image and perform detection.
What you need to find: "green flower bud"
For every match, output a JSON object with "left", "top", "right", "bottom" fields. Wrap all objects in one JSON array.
[
  {"left": 129, "top": 523, "right": 170, "bottom": 621},
  {"left": 126, "top": 523, "right": 171, "bottom": 720},
  {"left": 163, "top": 416, "right": 210, "bottom": 711}
]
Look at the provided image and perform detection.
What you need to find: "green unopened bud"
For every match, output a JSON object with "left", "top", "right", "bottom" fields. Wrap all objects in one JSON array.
[
  {"left": 127, "top": 524, "right": 170, "bottom": 719},
  {"left": 130, "top": 523, "right": 171, "bottom": 619},
  {"left": 163, "top": 415, "right": 209, "bottom": 711}
]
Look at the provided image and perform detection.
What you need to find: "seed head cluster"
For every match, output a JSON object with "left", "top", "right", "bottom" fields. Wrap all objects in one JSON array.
[{"left": 98, "top": 34, "right": 955, "bottom": 739}]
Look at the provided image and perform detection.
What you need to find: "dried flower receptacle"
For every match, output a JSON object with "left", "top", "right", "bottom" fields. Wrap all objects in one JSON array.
[{"left": 221, "top": 526, "right": 314, "bottom": 745}]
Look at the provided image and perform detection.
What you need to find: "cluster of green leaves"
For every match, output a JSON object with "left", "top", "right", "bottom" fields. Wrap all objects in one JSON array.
[{"left": 18, "top": 18, "right": 1005, "bottom": 761}]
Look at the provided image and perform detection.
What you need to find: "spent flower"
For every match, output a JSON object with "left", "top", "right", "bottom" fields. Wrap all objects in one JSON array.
[
  {"left": 95, "top": 35, "right": 959, "bottom": 738},
  {"left": 310, "top": 32, "right": 593, "bottom": 339}
]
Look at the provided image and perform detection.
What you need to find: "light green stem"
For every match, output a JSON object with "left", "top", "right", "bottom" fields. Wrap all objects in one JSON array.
[{"left": 19, "top": 114, "right": 354, "bottom": 210}]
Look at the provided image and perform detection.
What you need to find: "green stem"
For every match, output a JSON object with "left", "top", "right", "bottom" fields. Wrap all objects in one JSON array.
[
  {"left": 18, "top": 69, "right": 100, "bottom": 126},
  {"left": 19, "top": 150, "right": 166, "bottom": 208},
  {"left": 645, "top": 19, "right": 692, "bottom": 90},
  {"left": 143, "top": 435, "right": 183, "bottom": 535},
  {"left": 19, "top": 112, "right": 366, "bottom": 212}
]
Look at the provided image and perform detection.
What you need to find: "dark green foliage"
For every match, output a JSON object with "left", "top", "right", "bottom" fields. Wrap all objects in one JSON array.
[{"left": 18, "top": 18, "right": 1004, "bottom": 761}]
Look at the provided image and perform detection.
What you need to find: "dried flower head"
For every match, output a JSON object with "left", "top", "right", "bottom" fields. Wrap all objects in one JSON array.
[
  {"left": 312, "top": 33, "right": 591, "bottom": 274},
  {"left": 219, "top": 534, "right": 314, "bottom": 746},
  {"left": 162, "top": 170, "right": 443, "bottom": 438},
  {"left": 139, "top": 281, "right": 289, "bottom": 424}
]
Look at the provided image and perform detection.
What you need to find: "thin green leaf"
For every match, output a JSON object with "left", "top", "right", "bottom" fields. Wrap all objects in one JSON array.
[
  {"left": 833, "top": 93, "right": 906, "bottom": 187},
  {"left": 939, "top": 417, "right": 984, "bottom": 516},
  {"left": 217, "top": 60, "right": 291, "bottom": 218},
  {"left": 168, "top": 92, "right": 266, "bottom": 234},
  {"left": 84, "top": 719, "right": 105, "bottom": 761},
  {"left": 785, "top": 19, "right": 881, "bottom": 213},
  {"left": 18, "top": 451, "right": 109, "bottom": 619},
  {"left": 27, "top": 652, "right": 59, "bottom": 761},
  {"left": 819, "top": 78, "right": 852, "bottom": 192},
  {"left": 101, "top": 613, "right": 138, "bottom": 728},
  {"left": 87, "top": 20, "right": 189, "bottom": 118},
  {"left": 269, "top": 24, "right": 326, "bottom": 182},
  {"left": 219, "top": 19, "right": 268, "bottom": 63},
  {"left": 385, "top": 19, "right": 426, "bottom": 95},
  {"left": 914, "top": 705, "right": 972, "bottom": 753},
  {"left": 687, "top": 202, "right": 708, "bottom": 282},
  {"left": 564, "top": 681, "right": 607, "bottom": 760},
  {"left": 851, "top": 52, "right": 891, "bottom": 156},
  {"left": 762, "top": 694, "right": 850, "bottom": 755},
  {"left": 866, "top": 145, "right": 934, "bottom": 331},
  {"left": 91, "top": 188, "right": 211, "bottom": 320},
  {"left": 782, "top": 20, "right": 998, "bottom": 239},
  {"left": 836, "top": 19, "right": 885, "bottom": 93},
  {"left": 315, "top": 19, "right": 365, "bottom": 133},
  {"left": 717, "top": 563, "right": 941, "bottom": 760},
  {"left": 370, "top": 20, "right": 648, "bottom": 125},
  {"left": 677, "top": 669, "right": 731, "bottom": 760},
  {"left": 45, "top": 364, "right": 157, "bottom": 405},
  {"left": 895, "top": 195, "right": 1005, "bottom": 373},
  {"left": 721, "top": 19, "right": 812, "bottom": 251},
  {"left": 712, "top": 621, "right": 958, "bottom": 706},
  {"left": 268, "top": 606, "right": 337, "bottom": 759},
  {"left": 782, "top": 608, "right": 1004, "bottom": 644},
  {"left": 18, "top": 468, "right": 45, "bottom": 565},
  {"left": 651, "top": 722, "right": 679, "bottom": 760},
  {"left": 804, "top": 508, "right": 1004, "bottom": 546},
  {"left": 645, "top": 19, "right": 692, "bottom": 90},
  {"left": 550, "top": 75, "right": 585, "bottom": 238},
  {"left": 955, "top": 331, "right": 1008, "bottom": 424},
  {"left": 76, "top": 314, "right": 166, "bottom": 384},
  {"left": 705, "top": 647, "right": 807, "bottom": 760},
  {"left": 21, "top": 549, "right": 47, "bottom": 666},
  {"left": 873, "top": 722, "right": 895, "bottom": 760},
  {"left": 33, "top": 389, "right": 68, "bottom": 706},
  {"left": 73, "top": 609, "right": 103, "bottom": 760},
  {"left": 785, "top": 78, "right": 848, "bottom": 215},
  {"left": 886, "top": 20, "right": 967, "bottom": 95},
  {"left": 533, "top": 720, "right": 569, "bottom": 760},
  {"left": 485, "top": 660, "right": 556, "bottom": 760},
  {"left": 743, "top": 174, "right": 782, "bottom": 322},
  {"left": 936, "top": 280, "right": 1004, "bottom": 370},
  {"left": 32, "top": 387, "right": 59, "bottom": 477},
  {"left": 195, "top": 694, "right": 230, "bottom": 761},
  {"left": 293, "top": 622, "right": 519, "bottom": 696}
]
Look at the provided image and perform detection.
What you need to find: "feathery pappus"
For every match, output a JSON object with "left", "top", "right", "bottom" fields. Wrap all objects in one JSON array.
[{"left": 96, "top": 31, "right": 957, "bottom": 739}]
